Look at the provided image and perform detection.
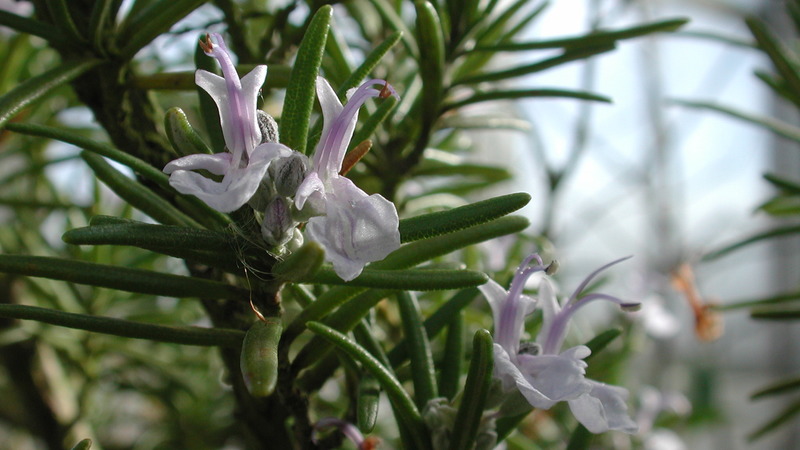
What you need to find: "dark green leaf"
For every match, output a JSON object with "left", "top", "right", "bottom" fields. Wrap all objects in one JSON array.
[
  {"left": 0, "top": 255, "right": 248, "bottom": 299},
  {"left": 448, "top": 329, "right": 494, "bottom": 450},
  {"left": 477, "top": 18, "right": 688, "bottom": 51},
  {"left": 748, "top": 398, "right": 800, "bottom": 441},
  {"left": 118, "top": 0, "right": 206, "bottom": 58},
  {"left": 703, "top": 225, "right": 800, "bottom": 260},
  {"left": 583, "top": 328, "right": 622, "bottom": 362},
  {"left": 0, "top": 60, "right": 100, "bottom": 129},
  {"left": 306, "top": 321, "right": 432, "bottom": 450},
  {"left": 399, "top": 193, "right": 530, "bottom": 242},
  {"left": 454, "top": 44, "right": 616, "bottom": 85},
  {"left": 443, "top": 88, "right": 610, "bottom": 112},
  {"left": 0, "top": 304, "right": 244, "bottom": 347},
  {"left": 0, "top": 10, "right": 64, "bottom": 43},
  {"left": 751, "top": 307, "right": 800, "bottom": 320},
  {"left": 281, "top": 5, "right": 332, "bottom": 154},
  {"left": 751, "top": 375, "right": 800, "bottom": 400},
  {"left": 438, "top": 311, "right": 465, "bottom": 400},
  {"left": 304, "top": 267, "right": 487, "bottom": 290},
  {"left": 674, "top": 98, "right": 800, "bottom": 143},
  {"left": 397, "top": 291, "right": 438, "bottom": 408},
  {"left": 81, "top": 152, "right": 201, "bottom": 227}
]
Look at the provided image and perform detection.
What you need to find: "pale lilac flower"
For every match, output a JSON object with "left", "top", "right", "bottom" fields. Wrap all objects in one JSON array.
[
  {"left": 163, "top": 33, "right": 291, "bottom": 212},
  {"left": 294, "top": 77, "right": 400, "bottom": 281},
  {"left": 481, "top": 254, "right": 640, "bottom": 434},
  {"left": 312, "top": 417, "right": 380, "bottom": 450}
]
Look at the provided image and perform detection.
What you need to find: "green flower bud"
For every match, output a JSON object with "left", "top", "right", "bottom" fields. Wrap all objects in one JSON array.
[{"left": 240, "top": 318, "right": 282, "bottom": 397}]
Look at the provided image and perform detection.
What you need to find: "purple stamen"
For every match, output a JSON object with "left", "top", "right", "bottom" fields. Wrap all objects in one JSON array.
[
  {"left": 564, "top": 256, "right": 632, "bottom": 308},
  {"left": 316, "top": 79, "right": 397, "bottom": 175},
  {"left": 542, "top": 257, "right": 637, "bottom": 354}
]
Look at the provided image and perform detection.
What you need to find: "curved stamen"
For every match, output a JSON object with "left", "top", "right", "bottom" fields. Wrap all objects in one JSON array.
[
  {"left": 542, "top": 257, "right": 636, "bottom": 354},
  {"left": 316, "top": 79, "right": 397, "bottom": 175},
  {"left": 565, "top": 256, "right": 632, "bottom": 307}
]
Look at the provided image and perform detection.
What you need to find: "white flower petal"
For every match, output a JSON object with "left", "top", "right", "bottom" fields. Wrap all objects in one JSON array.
[
  {"left": 163, "top": 152, "right": 232, "bottom": 175},
  {"left": 568, "top": 381, "right": 638, "bottom": 434},
  {"left": 306, "top": 176, "right": 399, "bottom": 281},
  {"left": 493, "top": 344, "right": 559, "bottom": 410},
  {"left": 517, "top": 350, "right": 590, "bottom": 402}
]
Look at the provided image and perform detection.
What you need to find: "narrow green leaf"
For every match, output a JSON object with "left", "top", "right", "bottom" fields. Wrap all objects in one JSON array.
[
  {"left": 764, "top": 173, "right": 800, "bottom": 194},
  {"left": 6, "top": 123, "right": 231, "bottom": 228},
  {"left": 89, "top": 0, "right": 119, "bottom": 55},
  {"left": 61, "top": 222, "right": 249, "bottom": 273},
  {"left": 0, "top": 59, "right": 100, "bottom": 129},
  {"left": 477, "top": 18, "right": 689, "bottom": 51},
  {"left": 303, "top": 267, "right": 488, "bottom": 290},
  {"left": 415, "top": 1, "right": 446, "bottom": 117},
  {"left": 0, "top": 304, "right": 244, "bottom": 347},
  {"left": 337, "top": 31, "right": 403, "bottom": 96},
  {"left": 133, "top": 65, "right": 291, "bottom": 91},
  {"left": 357, "top": 374, "right": 381, "bottom": 432},
  {"left": 291, "top": 289, "right": 392, "bottom": 371},
  {"left": 281, "top": 5, "right": 332, "bottom": 154},
  {"left": 165, "top": 107, "right": 213, "bottom": 155},
  {"left": 0, "top": 10, "right": 64, "bottom": 43},
  {"left": 366, "top": 0, "right": 419, "bottom": 58},
  {"left": 48, "top": 0, "right": 86, "bottom": 42},
  {"left": 751, "top": 375, "right": 800, "bottom": 400},
  {"left": 63, "top": 222, "right": 234, "bottom": 251},
  {"left": 495, "top": 411, "right": 531, "bottom": 442},
  {"left": 287, "top": 217, "right": 525, "bottom": 345},
  {"left": 438, "top": 311, "right": 465, "bottom": 400},
  {"left": 746, "top": 17, "right": 800, "bottom": 100},
  {"left": 583, "top": 328, "right": 622, "bottom": 362},
  {"left": 715, "top": 290, "right": 800, "bottom": 311},
  {"left": 439, "top": 115, "right": 531, "bottom": 131},
  {"left": 81, "top": 152, "right": 200, "bottom": 227},
  {"left": 454, "top": 44, "right": 615, "bottom": 85},
  {"left": 348, "top": 94, "right": 399, "bottom": 149},
  {"left": 448, "top": 329, "right": 494, "bottom": 450},
  {"left": 703, "top": 224, "right": 800, "bottom": 260},
  {"left": 751, "top": 307, "right": 800, "bottom": 320},
  {"left": 283, "top": 286, "right": 366, "bottom": 344},
  {"left": 70, "top": 438, "right": 93, "bottom": 450},
  {"left": 0, "top": 255, "right": 248, "bottom": 299},
  {"left": 674, "top": 99, "right": 800, "bottom": 143},
  {"left": 443, "top": 88, "right": 610, "bottom": 112},
  {"left": 306, "top": 321, "right": 432, "bottom": 450},
  {"left": 399, "top": 193, "right": 531, "bottom": 242},
  {"left": 389, "top": 288, "right": 478, "bottom": 367},
  {"left": 397, "top": 292, "right": 438, "bottom": 408},
  {"left": 413, "top": 162, "right": 510, "bottom": 180},
  {"left": 118, "top": 0, "right": 206, "bottom": 58},
  {"left": 759, "top": 195, "right": 800, "bottom": 216},
  {"left": 566, "top": 424, "right": 592, "bottom": 450},
  {"left": 375, "top": 215, "right": 530, "bottom": 269},
  {"left": 748, "top": 399, "right": 800, "bottom": 441}
]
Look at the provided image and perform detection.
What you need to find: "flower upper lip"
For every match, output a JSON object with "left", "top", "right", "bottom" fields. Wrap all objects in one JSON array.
[{"left": 163, "top": 33, "right": 291, "bottom": 213}]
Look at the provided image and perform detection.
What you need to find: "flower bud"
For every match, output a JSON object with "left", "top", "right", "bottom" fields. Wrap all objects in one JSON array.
[
  {"left": 257, "top": 110, "right": 280, "bottom": 144},
  {"left": 240, "top": 318, "right": 282, "bottom": 397},
  {"left": 269, "top": 152, "right": 310, "bottom": 197},
  {"left": 261, "top": 197, "right": 295, "bottom": 247}
]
